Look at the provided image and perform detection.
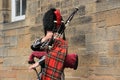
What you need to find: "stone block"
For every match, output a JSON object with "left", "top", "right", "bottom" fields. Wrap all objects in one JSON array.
[
  {"left": 89, "top": 74, "right": 116, "bottom": 80},
  {"left": 108, "top": 41, "right": 120, "bottom": 56},
  {"left": 16, "top": 70, "right": 36, "bottom": 80},
  {"left": 73, "top": 0, "right": 96, "bottom": 5},
  {"left": 35, "top": 14, "right": 42, "bottom": 24},
  {"left": 1, "top": 78, "right": 16, "bottom": 80},
  {"left": 96, "top": 0, "right": 120, "bottom": 12},
  {"left": 92, "top": 12, "right": 106, "bottom": 22},
  {"left": 7, "top": 48, "right": 28, "bottom": 57},
  {"left": 95, "top": 28, "right": 107, "bottom": 41},
  {"left": 3, "top": 56, "right": 28, "bottom": 66},
  {"left": 65, "top": 67, "right": 88, "bottom": 78},
  {"left": 86, "top": 3, "right": 96, "bottom": 14},
  {"left": 17, "top": 33, "right": 31, "bottom": 49},
  {"left": 94, "top": 67, "right": 120, "bottom": 75},
  {"left": 0, "top": 12, "right": 3, "bottom": 23},
  {"left": 99, "top": 56, "right": 117, "bottom": 66},
  {"left": 96, "top": 20, "right": 106, "bottom": 28},
  {"left": 0, "top": 58, "right": 3, "bottom": 64},
  {"left": 4, "top": 29, "right": 17, "bottom": 36},
  {"left": 63, "top": 0, "right": 73, "bottom": 8},
  {"left": 28, "top": 1, "right": 38, "bottom": 16},
  {"left": 79, "top": 53, "right": 99, "bottom": 66},
  {"left": 106, "top": 26, "right": 120, "bottom": 41},
  {"left": 0, "top": 70, "right": 16, "bottom": 78},
  {"left": 65, "top": 78, "right": 81, "bottom": 80},
  {"left": 0, "top": 47, "right": 4, "bottom": 57},
  {"left": 105, "top": 9, "right": 120, "bottom": 27},
  {"left": 86, "top": 33, "right": 96, "bottom": 43},
  {"left": 86, "top": 42, "right": 108, "bottom": 53},
  {"left": 116, "top": 58, "right": 120, "bottom": 67},
  {"left": 71, "top": 34, "right": 85, "bottom": 46}
]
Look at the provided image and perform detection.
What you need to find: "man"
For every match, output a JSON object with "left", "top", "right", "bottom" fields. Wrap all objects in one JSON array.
[{"left": 29, "top": 8, "right": 78, "bottom": 80}]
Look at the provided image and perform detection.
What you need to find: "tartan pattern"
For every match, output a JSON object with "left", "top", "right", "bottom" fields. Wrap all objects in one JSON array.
[{"left": 42, "top": 38, "right": 67, "bottom": 80}]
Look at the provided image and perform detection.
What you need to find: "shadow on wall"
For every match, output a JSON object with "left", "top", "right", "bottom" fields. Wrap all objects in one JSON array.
[{"left": 71, "top": 34, "right": 85, "bottom": 47}]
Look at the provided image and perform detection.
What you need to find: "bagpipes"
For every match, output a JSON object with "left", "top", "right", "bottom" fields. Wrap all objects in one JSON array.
[{"left": 40, "top": 7, "right": 79, "bottom": 49}]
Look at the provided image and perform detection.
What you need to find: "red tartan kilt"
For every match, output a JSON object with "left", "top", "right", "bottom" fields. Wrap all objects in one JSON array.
[{"left": 42, "top": 38, "right": 68, "bottom": 80}]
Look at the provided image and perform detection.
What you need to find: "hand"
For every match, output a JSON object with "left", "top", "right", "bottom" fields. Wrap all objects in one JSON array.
[
  {"left": 32, "top": 39, "right": 42, "bottom": 48},
  {"left": 28, "top": 62, "right": 39, "bottom": 70},
  {"left": 28, "top": 65, "right": 34, "bottom": 70}
]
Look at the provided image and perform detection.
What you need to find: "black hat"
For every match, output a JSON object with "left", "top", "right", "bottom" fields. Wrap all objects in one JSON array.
[{"left": 43, "top": 8, "right": 63, "bottom": 35}]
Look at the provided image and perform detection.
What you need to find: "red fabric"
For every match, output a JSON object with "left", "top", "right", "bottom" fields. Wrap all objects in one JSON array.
[
  {"left": 54, "top": 9, "right": 61, "bottom": 27},
  {"left": 42, "top": 38, "right": 67, "bottom": 80},
  {"left": 29, "top": 51, "right": 46, "bottom": 62},
  {"left": 63, "top": 53, "right": 77, "bottom": 68}
]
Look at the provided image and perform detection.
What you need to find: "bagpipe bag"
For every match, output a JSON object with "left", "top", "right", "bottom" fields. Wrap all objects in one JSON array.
[{"left": 41, "top": 38, "right": 68, "bottom": 80}]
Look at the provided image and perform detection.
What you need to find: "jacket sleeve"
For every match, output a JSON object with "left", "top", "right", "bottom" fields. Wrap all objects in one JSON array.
[
  {"left": 31, "top": 45, "right": 40, "bottom": 51},
  {"left": 31, "top": 38, "right": 44, "bottom": 51}
]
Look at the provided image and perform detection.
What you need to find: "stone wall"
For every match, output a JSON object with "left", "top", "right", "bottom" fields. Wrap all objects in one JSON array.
[{"left": 0, "top": 0, "right": 120, "bottom": 80}]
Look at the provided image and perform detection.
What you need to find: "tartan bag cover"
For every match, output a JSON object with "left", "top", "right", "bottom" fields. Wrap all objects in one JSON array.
[{"left": 41, "top": 38, "right": 68, "bottom": 80}]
